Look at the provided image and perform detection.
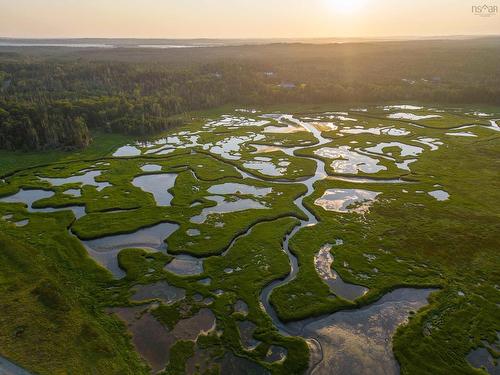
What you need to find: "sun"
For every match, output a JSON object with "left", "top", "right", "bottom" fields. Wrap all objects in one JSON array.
[{"left": 327, "top": 0, "right": 367, "bottom": 14}]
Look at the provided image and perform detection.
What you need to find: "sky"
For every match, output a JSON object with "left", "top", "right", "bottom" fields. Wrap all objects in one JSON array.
[{"left": 0, "top": 0, "right": 499, "bottom": 39}]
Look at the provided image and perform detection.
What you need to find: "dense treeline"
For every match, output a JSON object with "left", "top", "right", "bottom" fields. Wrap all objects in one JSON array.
[
  {"left": 0, "top": 103, "right": 90, "bottom": 150},
  {"left": 1, "top": 37, "right": 500, "bottom": 150},
  {"left": 0, "top": 63, "right": 266, "bottom": 150}
]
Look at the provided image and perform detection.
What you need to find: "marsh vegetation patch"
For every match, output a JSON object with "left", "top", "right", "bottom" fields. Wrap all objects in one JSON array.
[{"left": 2, "top": 106, "right": 499, "bottom": 375}]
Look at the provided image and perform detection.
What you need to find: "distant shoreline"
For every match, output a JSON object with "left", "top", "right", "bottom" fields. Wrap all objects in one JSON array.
[{"left": 0, "top": 35, "right": 498, "bottom": 49}]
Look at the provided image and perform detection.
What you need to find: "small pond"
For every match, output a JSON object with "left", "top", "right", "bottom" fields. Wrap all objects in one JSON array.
[{"left": 315, "top": 189, "right": 381, "bottom": 214}]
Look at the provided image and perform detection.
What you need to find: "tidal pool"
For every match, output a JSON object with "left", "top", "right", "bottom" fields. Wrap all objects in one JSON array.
[
  {"left": 205, "top": 134, "right": 265, "bottom": 160},
  {"left": 329, "top": 114, "right": 358, "bottom": 122},
  {"left": 237, "top": 320, "right": 261, "bottom": 350},
  {"left": 132, "top": 173, "right": 177, "bottom": 206},
  {"left": 387, "top": 113, "right": 441, "bottom": 121},
  {"left": 234, "top": 300, "right": 249, "bottom": 315},
  {"left": 466, "top": 111, "right": 492, "bottom": 117},
  {"left": 265, "top": 346, "right": 287, "bottom": 363},
  {"left": 414, "top": 137, "right": 443, "bottom": 151},
  {"left": 112, "top": 145, "right": 141, "bottom": 157},
  {"left": 164, "top": 254, "right": 204, "bottom": 276},
  {"left": 81, "top": 222, "right": 179, "bottom": 277},
  {"left": 107, "top": 305, "right": 169, "bottom": 373},
  {"left": 314, "top": 244, "right": 368, "bottom": 300},
  {"left": 364, "top": 142, "right": 423, "bottom": 157},
  {"left": 40, "top": 170, "right": 111, "bottom": 191},
  {"left": 0, "top": 189, "right": 86, "bottom": 219},
  {"left": 243, "top": 160, "right": 287, "bottom": 177},
  {"left": 142, "top": 133, "right": 201, "bottom": 154},
  {"left": 315, "top": 146, "right": 386, "bottom": 174},
  {"left": 315, "top": 189, "right": 381, "bottom": 214},
  {"left": 131, "top": 281, "right": 186, "bottom": 304},
  {"left": 330, "top": 176, "right": 410, "bottom": 184},
  {"left": 14, "top": 219, "right": 29, "bottom": 227},
  {"left": 140, "top": 164, "right": 162, "bottom": 172},
  {"left": 445, "top": 131, "right": 477, "bottom": 137},
  {"left": 205, "top": 115, "right": 269, "bottom": 129},
  {"left": 207, "top": 183, "right": 272, "bottom": 197},
  {"left": 250, "top": 144, "right": 298, "bottom": 156},
  {"left": 109, "top": 306, "right": 215, "bottom": 373},
  {"left": 198, "top": 277, "right": 211, "bottom": 286},
  {"left": 0, "top": 189, "right": 54, "bottom": 209},
  {"left": 263, "top": 124, "right": 305, "bottom": 133},
  {"left": 173, "top": 308, "right": 216, "bottom": 339},
  {"left": 383, "top": 105, "right": 424, "bottom": 110},
  {"left": 428, "top": 190, "right": 450, "bottom": 201},
  {"left": 36, "top": 205, "right": 86, "bottom": 219},
  {"left": 340, "top": 127, "right": 410, "bottom": 136},
  {"left": 64, "top": 188, "right": 81, "bottom": 197},
  {"left": 190, "top": 196, "right": 268, "bottom": 224},
  {"left": 292, "top": 288, "right": 436, "bottom": 375}
]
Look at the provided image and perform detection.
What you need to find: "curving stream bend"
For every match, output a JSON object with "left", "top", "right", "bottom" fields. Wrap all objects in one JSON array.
[{"left": 258, "top": 115, "right": 330, "bottom": 335}]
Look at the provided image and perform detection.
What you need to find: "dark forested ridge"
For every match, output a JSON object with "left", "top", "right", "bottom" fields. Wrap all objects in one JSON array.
[{"left": 1, "top": 37, "right": 500, "bottom": 150}]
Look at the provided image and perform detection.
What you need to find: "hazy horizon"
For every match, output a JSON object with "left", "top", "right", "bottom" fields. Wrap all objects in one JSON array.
[
  {"left": 1, "top": 0, "right": 499, "bottom": 39},
  {"left": 1, "top": 35, "right": 499, "bottom": 41}
]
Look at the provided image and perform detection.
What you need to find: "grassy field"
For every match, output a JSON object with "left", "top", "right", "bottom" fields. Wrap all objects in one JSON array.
[{"left": 0, "top": 132, "right": 134, "bottom": 177}]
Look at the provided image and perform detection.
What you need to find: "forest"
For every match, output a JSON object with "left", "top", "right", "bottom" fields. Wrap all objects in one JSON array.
[{"left": 1, "top": 37, "right": 500, "bottom": 150}]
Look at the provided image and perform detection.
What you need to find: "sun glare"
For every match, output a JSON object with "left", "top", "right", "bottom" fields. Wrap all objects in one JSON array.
[{"left": 327, "top": 0, "right": 367, "bottom": 14}]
